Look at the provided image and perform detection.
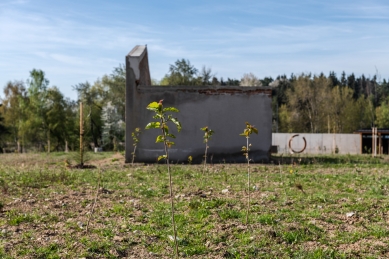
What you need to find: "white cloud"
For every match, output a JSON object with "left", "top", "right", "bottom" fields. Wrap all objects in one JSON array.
[{"left": 2, "top": 0, "right": 389, "bottom": 100}]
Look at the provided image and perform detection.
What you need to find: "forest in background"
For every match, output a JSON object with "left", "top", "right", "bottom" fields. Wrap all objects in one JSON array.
[{"left": 1, "top": 59, "right": 389, "bottom": 153}]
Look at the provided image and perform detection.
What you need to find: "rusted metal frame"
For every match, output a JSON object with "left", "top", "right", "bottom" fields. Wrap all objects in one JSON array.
[{"left": 288, "top": 134, "right": 307, "bottom": 154}]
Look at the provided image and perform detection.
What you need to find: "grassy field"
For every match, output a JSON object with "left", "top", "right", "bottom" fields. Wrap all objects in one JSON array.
[{"left": 0, "top": 153, "right": 389, "bottom": 258}]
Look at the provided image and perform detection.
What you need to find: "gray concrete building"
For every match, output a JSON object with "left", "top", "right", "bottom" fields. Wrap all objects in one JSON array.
[{"left": 125, "top": 45, "right": 273, "bottom": 163}]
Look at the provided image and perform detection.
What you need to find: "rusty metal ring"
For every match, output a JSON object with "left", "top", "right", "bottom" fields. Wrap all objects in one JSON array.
[{"left": 289, "top": 134, "right": 307, "bottom": 154}]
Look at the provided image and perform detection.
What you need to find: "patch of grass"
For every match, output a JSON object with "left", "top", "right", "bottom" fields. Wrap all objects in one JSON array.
[
  {"left": 293, "top": 248, "right": 347, "bottom": 259},
  {"left": 81, "top": 238, "right": 115, "bottom": 257},
  {"left": 0, "top": 248, "right": 13, "bottom": 259},
  {"left": 34, "top": 243, "right": 61, "bottom": 259},
  {"left": 218, "top": 209, "right": 243, "bottom": 220},
  {"left": 14, "top": 169, "right": 76, "bottom": 189},
  {"left": 6, "top": 210, "right": 36, "bottom": 226},
  {"left": 367, "top": 225, "right": 389, "bottom": 238},
  {"left": 1, "top": 153, "right": 389, "bottom": 258},
  {"left": 257, "top": 213, "right": 277, "bottom": 225}
]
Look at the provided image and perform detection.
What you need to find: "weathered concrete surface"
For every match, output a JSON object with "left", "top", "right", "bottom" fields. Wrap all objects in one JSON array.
[
  {"left": 272, "top": 133, "right": 361, "bottom": 154},
  {"left": 125, "top": 45, "right": 272, "bottom": 163}
]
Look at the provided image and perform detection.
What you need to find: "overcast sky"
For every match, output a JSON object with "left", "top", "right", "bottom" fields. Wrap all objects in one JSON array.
[{"left": 1, "top": 0, "right": 389, "bottom": 100}]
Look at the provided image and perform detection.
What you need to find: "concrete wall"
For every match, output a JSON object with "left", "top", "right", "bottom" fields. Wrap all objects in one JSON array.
[
  {"left": 272, "top": 133, "right": 361, "bottom": 154},
  {"left": 125, "top": 45, "right": 273, "bottom": 163}
]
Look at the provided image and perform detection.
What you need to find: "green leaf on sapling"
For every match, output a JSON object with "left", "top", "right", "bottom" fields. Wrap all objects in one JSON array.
[
  {"left": 158, "top": 155, "right": 167, "bottom": 161},
  {"left": 145, "top": 122, "right": 160, "bottom": 129},
  {"left": 163, "top": 107, "right": 179, "bottom": 112},
  {"left": 170, "top": 117, "right": 182, "bottom": 132},
  {"left": 240, "top": 131, "right": 248, "bottom": 137},
  {"left": 166, "top": 141, "right": 175, "bottom": 148},
  {"left": 162, "top": 124, "right": 169, "bottom": 134},
  {"left": 147, "top": 102, "right": 159, "bottom": 111},
  {"left": 156, "top": 135, "right": 164, "bottom": 143}
]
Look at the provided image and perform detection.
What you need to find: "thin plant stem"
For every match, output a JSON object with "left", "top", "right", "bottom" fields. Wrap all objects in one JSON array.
[
  {"left": 80, "top": 102, "right": 84, "bottom": 167},
  {"left": 246, "top": 137, "right": 250, "bottom": 225},
  {"left": 132, "top": 145, "right": 136, "bottom": 166},
  {"left": 162, "top": 120, "right": 179, "bottom": 259},
  {"left": 203, "top": 141, "right": 208, "bottom": 173}
]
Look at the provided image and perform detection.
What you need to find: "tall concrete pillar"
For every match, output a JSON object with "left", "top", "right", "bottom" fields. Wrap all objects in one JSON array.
[{"left": 125, "top": 45, "right": 151, "bottom": 163}]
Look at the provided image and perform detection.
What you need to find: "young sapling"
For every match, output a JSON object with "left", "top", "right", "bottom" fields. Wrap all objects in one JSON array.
[
  {"left": 188, "top": 155, "right": 193, "bottom": 165},
  {"left": 131, "top": 127, "right": 141, "bottom": 166},
  {"left": 200, "top": 126, "right": 214, "bottom": 171},
  {"left": 145, "top": 100, "right": 181, "bottom": 259},
  {"left": 240, "top": 121, "right": 258, "bottom": 224}
]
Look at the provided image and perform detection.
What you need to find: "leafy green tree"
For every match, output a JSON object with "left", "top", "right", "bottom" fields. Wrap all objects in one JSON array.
[
  {"left": 328, "top": 71, "right": 339, "bottom": 88},
  {"left": 271, "top": 75, "right": 291, "bottom": 106},
  {"left": 162, "top": 59, "right": 200, "bottom": 85},
  {"left": 346, "top": 96, "right": 373, "bottom": 131},
  {"left": 326, "top": 85, "right": 371, "bottom": 133},
  {"left": 286, "top": 74, "right": 331, "bottom": 133},
  {"left": 15, "top": 69, "right": 50, "bottom": 151},
  {"left": 45, "top": 87, "right": 75, "bottom": 151},
  {"left": 375, "top": 97, "right": 389, "bottom": 128},
  {"left": 376, "top": 79, "right": 389, "bottom": 105},
  {"left": 199, "top": 66, "right": 214, "bottom": 85},
  {"left": 347, "top": 73, "right": 359, "bottom": 99},
  {"left": 73, "top": 81, "right": 103, "bottom": 148},
  {"left": 211, "top": 76, "right": 219, "bottom": 85},
  {"left": 160, "top": 76, "right": 170, "bottom": 86},
  {"left": 0, "top": 81, "right": 27, "bottom": 151},
  {"left": 280, "top": 72, "right": 376, "bottom": 133},
  {"left": 99, "top": 64, "right": 126, "bottom": 121},
  {"left": 261, "top": 77, "right": 274, "bottom": 86},
  {"left": 219, "top": 77, "right": 239, "bottom": 86},
  {"left": 278, "top": 104, "right": 292, "bottom": 132},
  {"left": 0, "top": 104, "right": 9, "bottom": 151}
]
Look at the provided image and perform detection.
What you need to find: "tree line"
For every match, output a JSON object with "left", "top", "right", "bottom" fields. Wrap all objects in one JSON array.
[
  {"left": 1, "top": 59, "right": 388, "bottom": 152},
  {"left": 272, "top": 72, "right": 389, "bottom": 133},
  {"left": 0, "top": 66, "right": 126, "bottom": 153}
]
